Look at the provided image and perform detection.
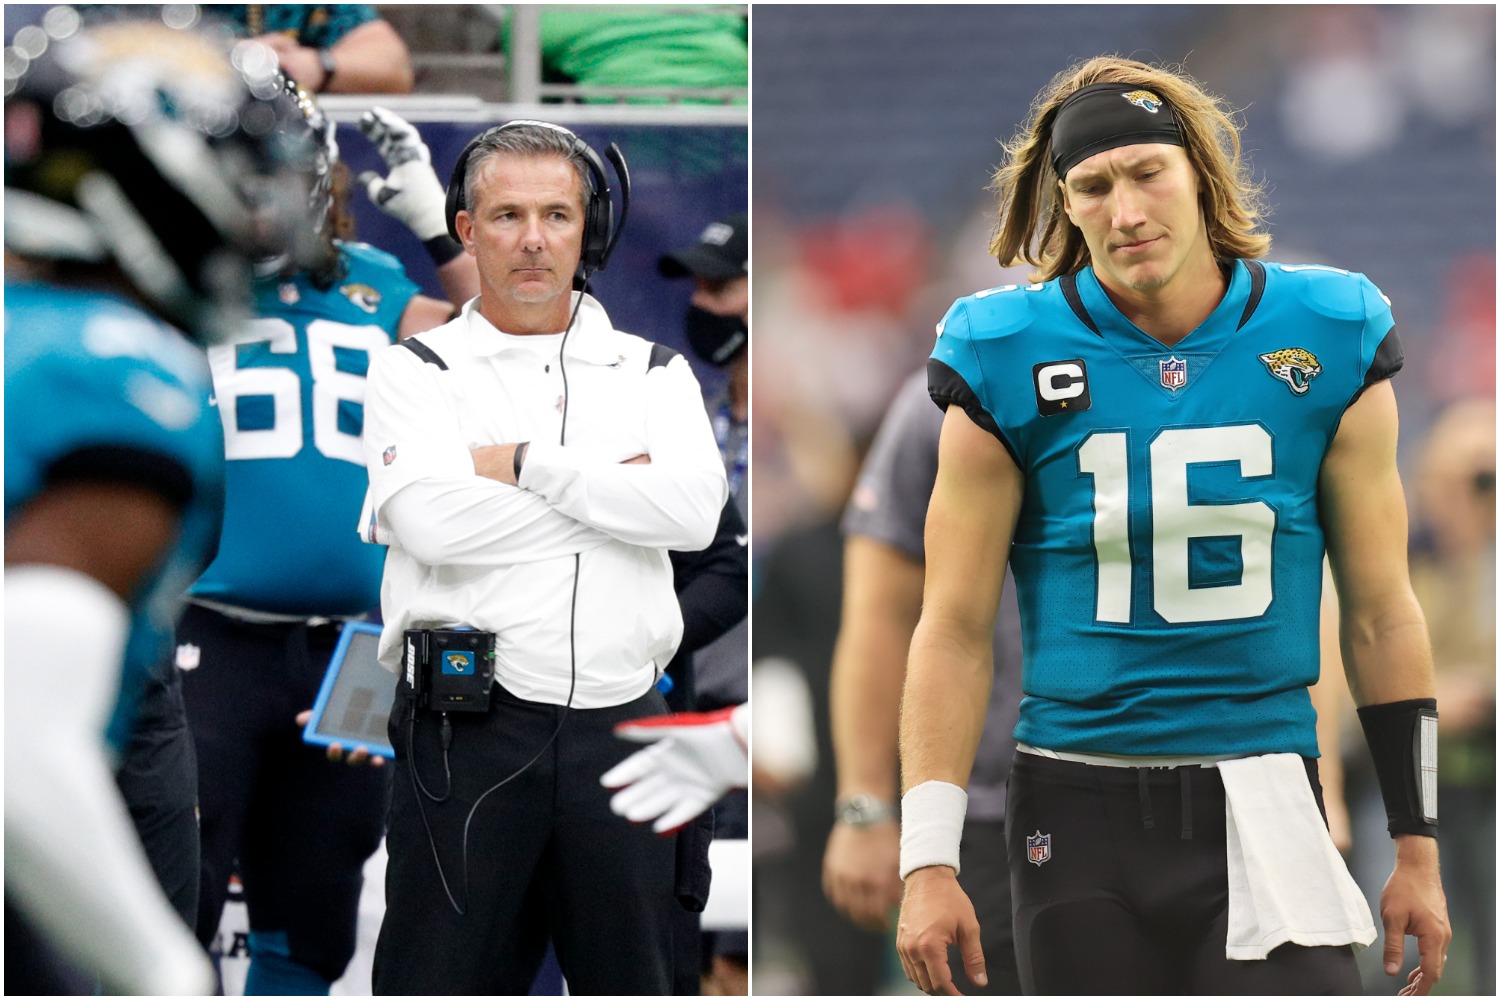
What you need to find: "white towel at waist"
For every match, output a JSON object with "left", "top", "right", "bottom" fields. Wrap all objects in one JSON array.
[{"left": 1217, "top": 753, "right": 1377, "bottom": 960}]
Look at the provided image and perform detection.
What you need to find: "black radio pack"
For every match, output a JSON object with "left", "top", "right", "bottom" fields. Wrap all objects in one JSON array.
[{"left": 403, "top": 628, "right": 495, "bottom": 713}]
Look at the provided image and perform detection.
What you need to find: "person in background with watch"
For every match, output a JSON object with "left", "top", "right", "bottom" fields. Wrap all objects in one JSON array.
[
  {"left": 821, "top": 369, "right": 1023, "bottom": 995},
  {"left": 74, "top": 5, "right": 416, "bottom": 94},
  {"left": 230, "top": 4, "right": 413, "bottom": 94}
]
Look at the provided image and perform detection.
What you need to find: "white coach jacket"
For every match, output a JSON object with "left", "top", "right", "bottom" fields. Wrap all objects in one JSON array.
[{"left": 361, "top": 293, "right": 727, "bottom": 708}]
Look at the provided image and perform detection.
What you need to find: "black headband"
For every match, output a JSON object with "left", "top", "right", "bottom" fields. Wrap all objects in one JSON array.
[{"left": 1050, "top": 82, "right": 1185, "bottom": 180}]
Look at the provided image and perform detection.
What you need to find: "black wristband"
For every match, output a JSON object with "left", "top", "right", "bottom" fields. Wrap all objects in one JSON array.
[
  {"left": 513, "top": 442, "right": 529, "bottom": 482},
  {"left": 1356, "top": 698, "right": 1438, "bottom": 838},
  {"left": 423, "top": 235, "right": 465, "bottom": 267}
]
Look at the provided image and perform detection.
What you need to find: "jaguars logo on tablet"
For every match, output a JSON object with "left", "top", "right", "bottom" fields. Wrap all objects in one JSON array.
[{"left": 1122, "top": 89, "right": 1163, "bottom": 113}]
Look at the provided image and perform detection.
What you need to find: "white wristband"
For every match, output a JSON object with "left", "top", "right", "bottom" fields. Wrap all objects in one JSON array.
[{"left": 899, "top": 780, "right": 968, "bottom": 879}]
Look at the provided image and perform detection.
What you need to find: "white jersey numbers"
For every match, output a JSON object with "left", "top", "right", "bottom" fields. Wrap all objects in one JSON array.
[
  {"left": 1078, "top": 424, "right": 1276, "bottom": 625},
  {"left": 209, "top": 318, "right": 390, "bottom": 465}
]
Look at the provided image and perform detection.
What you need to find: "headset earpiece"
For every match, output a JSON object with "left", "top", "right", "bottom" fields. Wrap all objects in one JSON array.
[{"left": 443, "top": 120, "right": 628, "bottom": 280}]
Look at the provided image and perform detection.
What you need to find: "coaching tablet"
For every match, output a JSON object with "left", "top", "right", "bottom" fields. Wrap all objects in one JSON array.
[{"left": 302, "top": 621, "right": 396, "bottom": 759}]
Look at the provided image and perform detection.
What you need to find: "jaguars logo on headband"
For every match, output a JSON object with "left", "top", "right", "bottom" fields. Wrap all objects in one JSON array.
[
  {"left": 1259, "top": 347, "right": 1323, "bottom": 395},
  {"left": 1122, "top": 90, "right": 1164, "bottom": 114}
]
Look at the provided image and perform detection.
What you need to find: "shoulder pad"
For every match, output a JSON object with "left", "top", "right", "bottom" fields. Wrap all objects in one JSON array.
[
  {"left": 337, "top": 240, "right": 410, "bottom": 277},
  {"left": 1268, "top": 262, "right": 1382, "bottom": 323},
  {"left": 939, "top": 282, "right": 1042, "bottom": 344}
]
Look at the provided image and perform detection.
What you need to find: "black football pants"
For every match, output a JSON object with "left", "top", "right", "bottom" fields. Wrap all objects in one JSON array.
[
  {"left": 180, "top": 604, "right": 390, "bottom": 983},
  {"left": 1006, "top": 751, "right": 1361, "bottom": 995}
]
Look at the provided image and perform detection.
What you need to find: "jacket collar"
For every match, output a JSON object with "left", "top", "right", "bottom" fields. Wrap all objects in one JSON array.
[{"left": 460, "top": 293, "right": 623, "bottom": 364}]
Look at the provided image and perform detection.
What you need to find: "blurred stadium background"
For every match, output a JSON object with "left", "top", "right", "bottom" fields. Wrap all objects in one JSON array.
[
  {"left": 749, "top": 5, "right": 1494, "bottom": 996},
  {"left": 5, "top": 4, "right": 746, "bottom": 995}
]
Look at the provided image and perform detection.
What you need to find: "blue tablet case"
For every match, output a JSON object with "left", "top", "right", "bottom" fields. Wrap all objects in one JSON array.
[{"left": 301, "top": 620, "right": 397, "bottom": 759}]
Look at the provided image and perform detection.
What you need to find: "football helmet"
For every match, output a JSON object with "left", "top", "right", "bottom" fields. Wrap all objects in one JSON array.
[
  {"left": 254, "top": 74, "right": 341, "bottom": 282},
  {"left": 3, "top": 7, "right": 315, "bottom": 342},
  {"left": 281, "top": 74, "right": 339, "bottom": 238}
]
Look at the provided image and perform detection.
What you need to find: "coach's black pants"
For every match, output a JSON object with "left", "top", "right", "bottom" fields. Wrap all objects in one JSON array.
[
  {"left": 373, "top": 681, "right": 677, "bottom": 996},
  {"left": 1006, "top": 752, "right": 1361, "bottom": 996}
]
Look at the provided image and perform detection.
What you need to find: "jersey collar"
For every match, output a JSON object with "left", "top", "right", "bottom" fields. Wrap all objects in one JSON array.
[{"left": 1072, "top": 259, "right": 1255, "bottom": 350}]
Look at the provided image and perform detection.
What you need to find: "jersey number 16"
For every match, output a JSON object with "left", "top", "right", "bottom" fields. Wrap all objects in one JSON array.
[{"left": 1078, "top": 424, "right": 1276, "bottom": 625}]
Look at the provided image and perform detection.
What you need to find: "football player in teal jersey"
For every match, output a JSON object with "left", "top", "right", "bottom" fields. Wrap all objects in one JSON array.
[
  {"left": 178, "top": 84, "right": 478, "bottom": 994},
  {"left": 4, "top": 13, "right": 309, "bottom": 994},
  {"left": 896, "top": 56, "right": 1450, "bottom": 996}
]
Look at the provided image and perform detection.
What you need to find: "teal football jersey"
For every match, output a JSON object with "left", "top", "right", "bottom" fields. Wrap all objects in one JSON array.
[
  {"left": 929, "top": 260, "right": 1401, "bottom": 756},
  {"left": 5, "top": 282, "right": 225, "bottom": 753},
  {"left": 191, "top": 242, "right": 420, "bottom": 615}
]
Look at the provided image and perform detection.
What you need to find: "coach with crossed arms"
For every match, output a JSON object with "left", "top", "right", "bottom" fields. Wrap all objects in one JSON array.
[{"left": 360, "top": 120, "right": 727, "bottom": 994}]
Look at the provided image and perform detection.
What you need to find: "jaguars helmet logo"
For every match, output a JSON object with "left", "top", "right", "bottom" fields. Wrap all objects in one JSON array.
[
  {"left": 1122, "top": 89, "right": 1163, "bottom": 113},
  {"left": 1258, "top": 347, "right": 1323, "bottom": 395},
  {"left": 340, "top": 283, "right": 382, "bottom": 314}
]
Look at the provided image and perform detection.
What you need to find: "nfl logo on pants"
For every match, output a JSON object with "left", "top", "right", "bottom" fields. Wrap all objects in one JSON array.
[{"left": 1027, "top": 830, "right": 1051, "bottom": 866}]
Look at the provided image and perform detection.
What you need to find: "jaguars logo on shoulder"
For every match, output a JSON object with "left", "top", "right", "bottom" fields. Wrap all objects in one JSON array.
[
  {"left": 1259, "top": 347, "right": 1322, "bottom": 395},
  {"left": 340, "top": 283, "right": 382, "bottom": 314},
  {"left": 1122, "top": 89, "right": 1163, "bottom": 113}
]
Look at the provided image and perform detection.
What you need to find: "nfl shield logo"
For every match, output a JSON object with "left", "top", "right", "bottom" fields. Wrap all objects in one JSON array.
[
  {"left": 383, "top": 445, "right": 398, "bottom": 466},
  {"left": 1160, "top": 356, "right": 1187, "bottom": 391},
  {"left": 1027, "top": 830, "right": 1051, "bottom": 866}
]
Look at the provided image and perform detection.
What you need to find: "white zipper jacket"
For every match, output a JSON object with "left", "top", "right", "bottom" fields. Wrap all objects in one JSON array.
[{"left": 361, "top": 293, "right": 727, "bottom": 708}]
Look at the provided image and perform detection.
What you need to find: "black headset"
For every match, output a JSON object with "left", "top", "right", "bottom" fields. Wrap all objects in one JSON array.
[{"left": 444, "top": 119, "right": 630, "bottom": 280}]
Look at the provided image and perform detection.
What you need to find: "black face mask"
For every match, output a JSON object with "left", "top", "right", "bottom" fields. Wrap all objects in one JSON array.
[{"left": 684, "top": 304, "right": 747, "bottom": 367}]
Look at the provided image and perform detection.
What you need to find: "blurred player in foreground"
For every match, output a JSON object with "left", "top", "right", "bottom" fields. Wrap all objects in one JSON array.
[
  {"left": 897, "top": 55, "right": 1450, "bottom": 996},
  {"left": 4, "top": 12, "right": 307, "bottom": 994},
  {"left": 183, "top": 85, "right": 476, "bottom": 993}
]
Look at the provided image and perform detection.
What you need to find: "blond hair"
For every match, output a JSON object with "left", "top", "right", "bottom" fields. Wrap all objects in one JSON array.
[{"left": 989, "top": 56, "right": 1271, "bottom": 282}]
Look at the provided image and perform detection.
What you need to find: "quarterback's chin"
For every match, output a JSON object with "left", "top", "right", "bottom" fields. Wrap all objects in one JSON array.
[{"left": 1107, "top": 257, "right": 1176, "bottom": 296}]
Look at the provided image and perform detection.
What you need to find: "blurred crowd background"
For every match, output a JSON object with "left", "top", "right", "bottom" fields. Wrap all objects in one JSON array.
[{"left": 750, "top": 5, "right": 1494, "bottom": 996}]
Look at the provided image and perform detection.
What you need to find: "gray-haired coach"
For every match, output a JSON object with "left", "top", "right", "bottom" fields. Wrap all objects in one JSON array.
[{"left": 359, "top": 120, "right": 727, "bottom": 994}]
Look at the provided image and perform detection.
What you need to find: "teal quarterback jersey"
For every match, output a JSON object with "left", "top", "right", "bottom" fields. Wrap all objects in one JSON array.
[
  {"left": 929, "top": 260, "right": 1402, "bottom": 757},
  {"left": 191, "top": 241, "right": 420, "bottom": 615},
  {"left": 5, "top": 282, "right": 226, "bottom": 754}
]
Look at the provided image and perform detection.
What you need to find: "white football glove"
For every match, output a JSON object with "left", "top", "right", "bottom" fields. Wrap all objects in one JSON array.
[
  {"left": 356, "top": 107, "right": 450, "bottom": 242},
  {"left": 601, "top": 704, "right": 749, "bottom": 835}
]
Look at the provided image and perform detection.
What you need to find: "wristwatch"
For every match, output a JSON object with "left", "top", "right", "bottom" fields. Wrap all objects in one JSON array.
[
  {"left": 835, "top": 794, "right": 896, "bottom": 828},
  {"left": 318, "top": 48, "right": 338, "bottom": 87}
]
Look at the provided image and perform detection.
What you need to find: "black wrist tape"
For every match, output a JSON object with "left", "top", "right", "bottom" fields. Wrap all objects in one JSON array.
[
  {"left": 513, "top": 442, "right": 529, "bottom": 481},
  {"left": 1356, "top": 698, "right": 1438, "bottom": 838},
  {"left": 423, "top": 235, "right": 464, "bottom": 267}
]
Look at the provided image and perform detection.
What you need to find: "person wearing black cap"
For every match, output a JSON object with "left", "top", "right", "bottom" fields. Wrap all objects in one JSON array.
[
  {"left": 655, "top": 214, "right": 750, "bottom": 993},
  {"left": 895, "top": 56, "right": 1449, "bottom": 996},
  {"left": 660, "top": 213, "right": 749, "bottom": 516}
]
